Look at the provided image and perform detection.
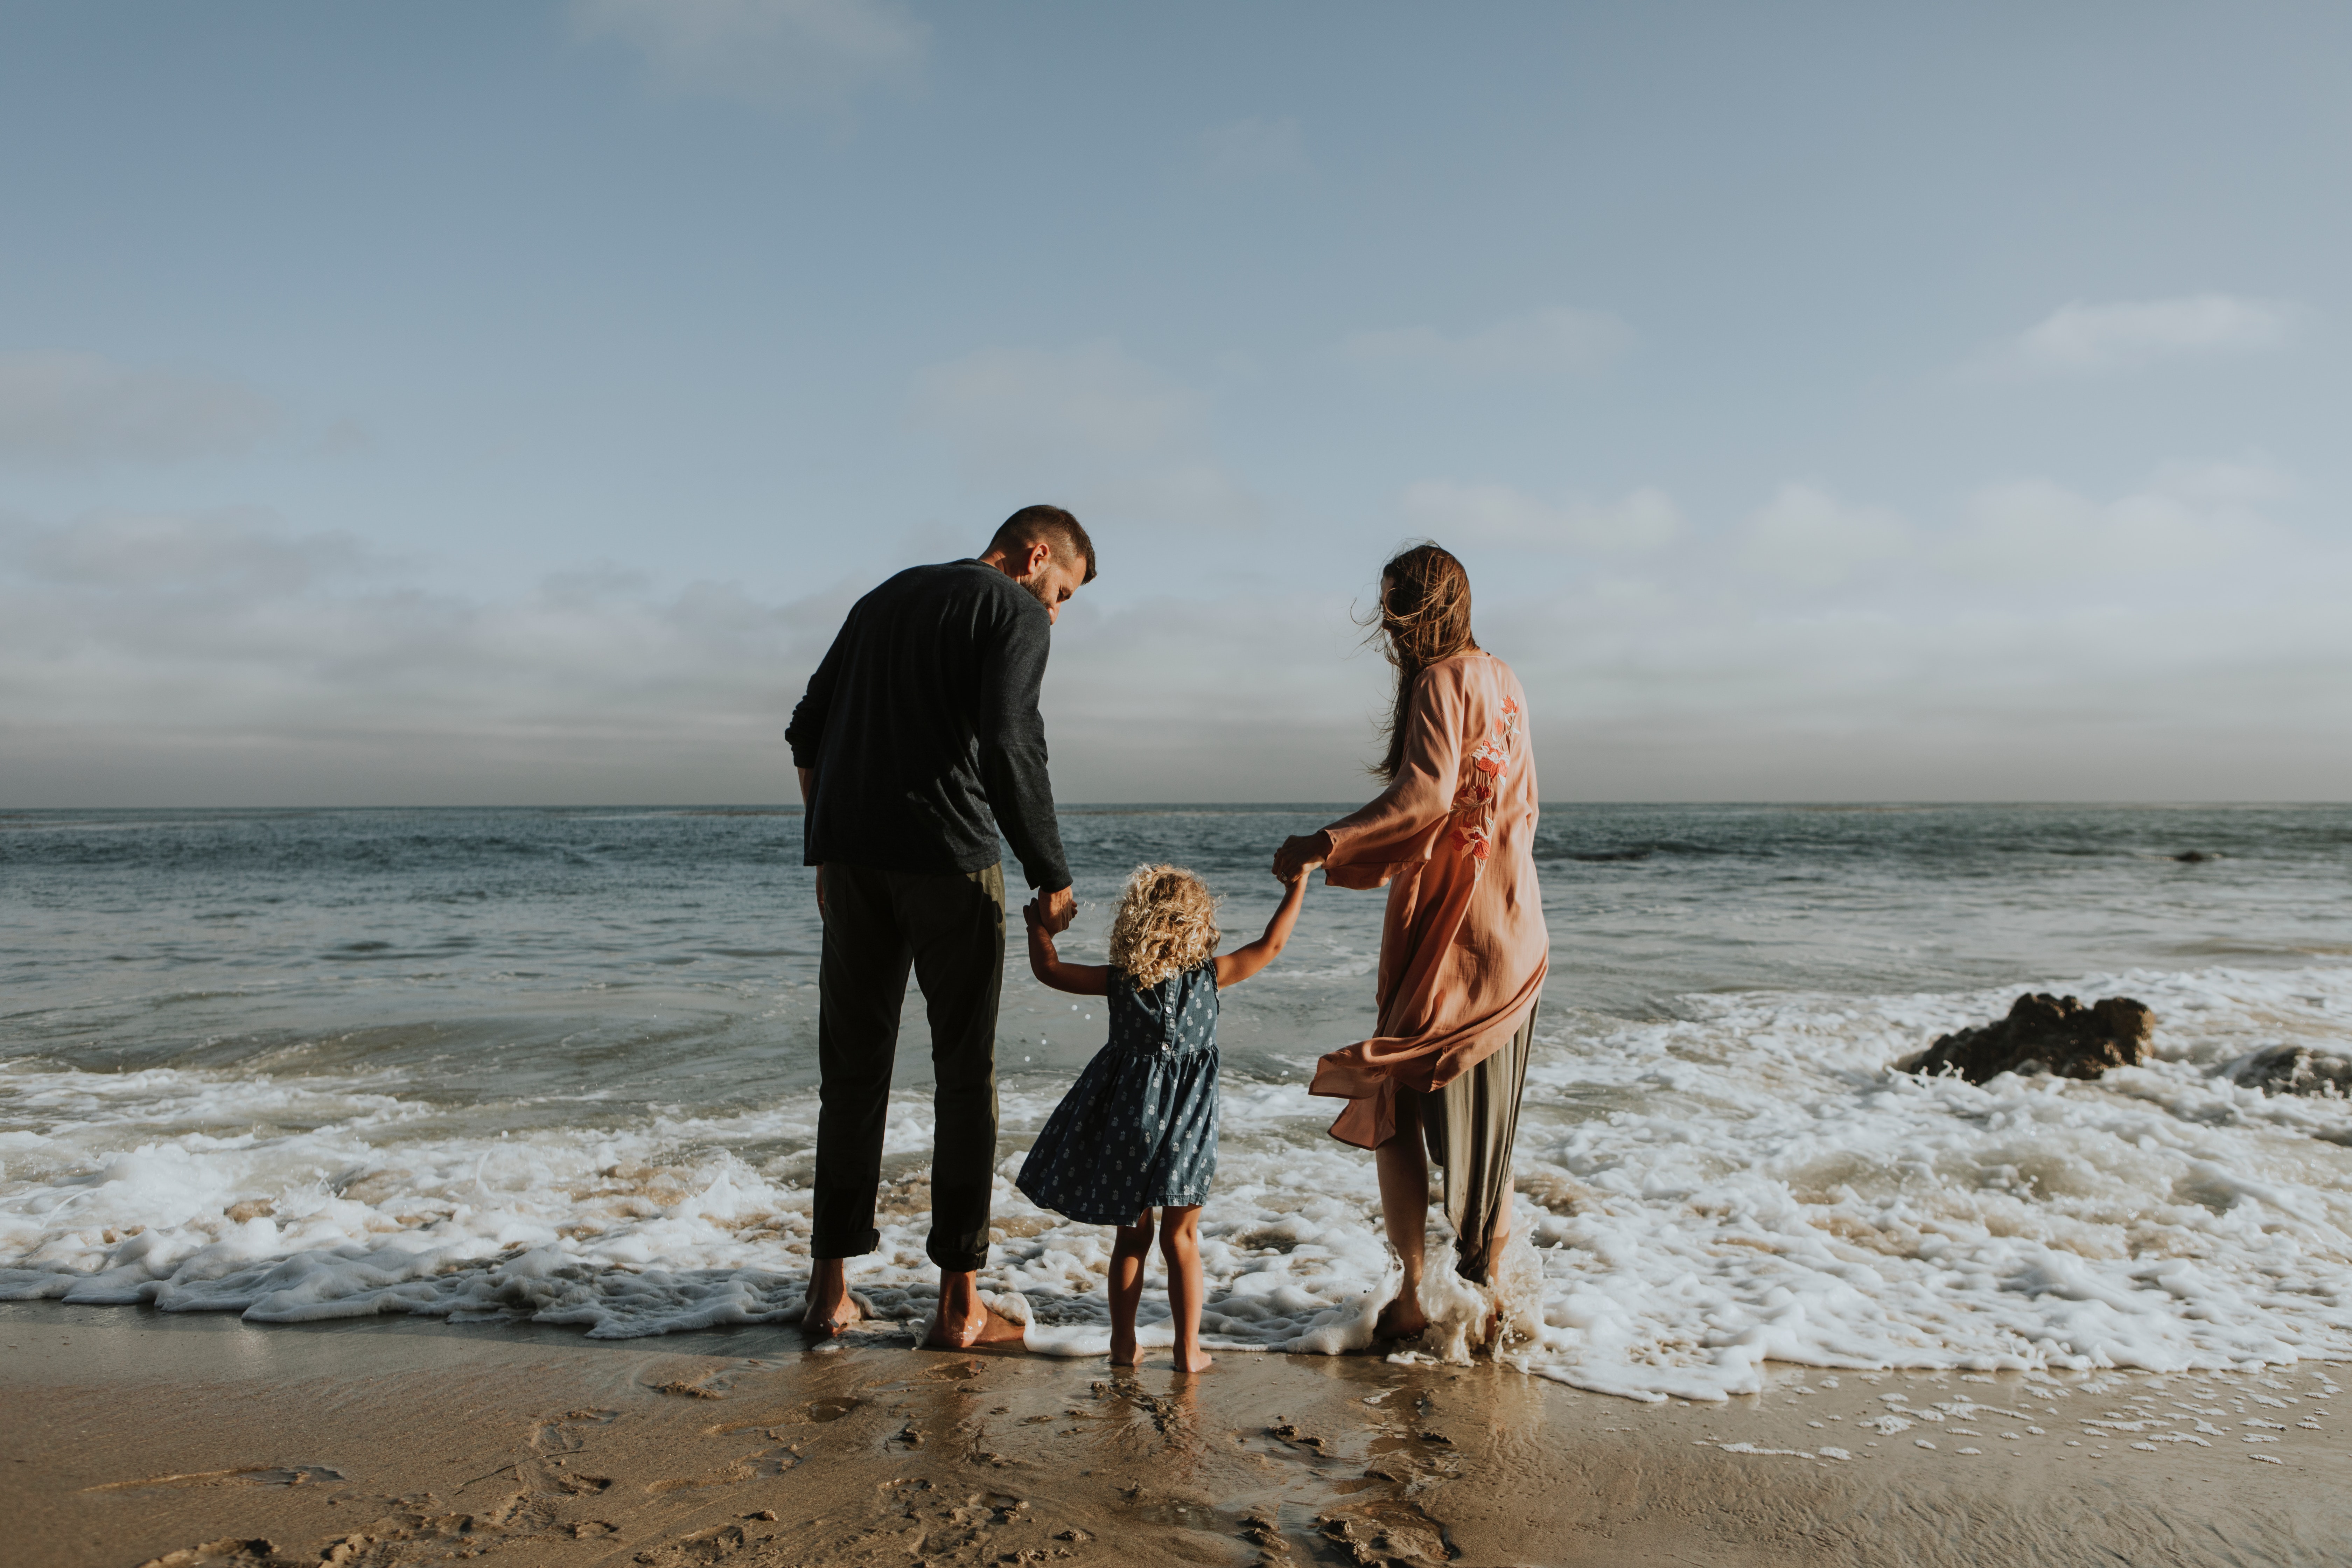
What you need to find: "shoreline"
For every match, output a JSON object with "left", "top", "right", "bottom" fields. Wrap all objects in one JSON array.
[{"left": 7, "top": 1302, "right": 2345, "bottom": 1567}]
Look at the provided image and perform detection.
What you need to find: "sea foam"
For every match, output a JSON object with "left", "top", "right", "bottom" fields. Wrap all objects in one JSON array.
[{"left": 4, "top": 964, "right": 2348, "bottom": 1401}]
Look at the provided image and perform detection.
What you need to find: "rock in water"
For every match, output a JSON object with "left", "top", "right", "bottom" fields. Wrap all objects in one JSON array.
[
  {"left": 1905, "top": 993, "right": 2154, "bottom": 1083},
  {"left": 2232, "top": 1044, "right": 2352, "bottom": 1097}
]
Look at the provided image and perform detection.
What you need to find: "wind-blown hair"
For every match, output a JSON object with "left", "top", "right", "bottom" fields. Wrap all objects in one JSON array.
[
  {"left": 1106, "top": 863, "right": 1221, "bottom": 989},
  {"left": 1362, "top": 541, "right": 1479, "bottom": 784}
]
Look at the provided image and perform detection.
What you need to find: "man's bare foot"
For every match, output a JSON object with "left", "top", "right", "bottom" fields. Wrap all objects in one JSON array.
[
  {"left": 926, "top": 1269, "right": 1026, "bottom": 1350},
  {"left": 800, "top": 1268, "right": 863, "bottom": 1339},
  {"left": 1108, "top": 1329, "right": 1140, "bottom": 1367},
  {"left": 925, "top": 1302, "right": 1026, "bottom": 1349},
  {"left": 1172, "top": 1347, "right": 1215, "bottom": 1373},
  {"left": 1373, "top": 1294, "right": 1428, "bottom": 1343}
]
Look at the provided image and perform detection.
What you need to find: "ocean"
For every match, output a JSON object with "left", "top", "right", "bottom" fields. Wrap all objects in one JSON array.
[{"left": 3, "top": 803, "right": 2348, "bottom": 1400}]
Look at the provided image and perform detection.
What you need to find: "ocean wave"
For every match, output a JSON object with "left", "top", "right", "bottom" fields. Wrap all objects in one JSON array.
[{"left": 3, "top": 964, "right": 2348, "bottom": 1399}]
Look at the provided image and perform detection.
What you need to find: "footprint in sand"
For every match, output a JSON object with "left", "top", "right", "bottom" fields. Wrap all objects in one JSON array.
[
  {"left": 919, "top": 1357, "right": 985, "bottom": 1382},
  {"left": 136, "top": 1542, "right": 305, "bottom": 1568},
  {"left": 803, "top": 1395, "right": 863, "bottom": 1423},
  {"left": 91, "top": 1465, "right": 344, "bottom": 1494}
]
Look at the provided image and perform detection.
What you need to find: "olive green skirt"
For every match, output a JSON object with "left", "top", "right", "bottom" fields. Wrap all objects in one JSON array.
[{"left": 1400, "top": 1001, "right": 1536, "bottom": 1286}]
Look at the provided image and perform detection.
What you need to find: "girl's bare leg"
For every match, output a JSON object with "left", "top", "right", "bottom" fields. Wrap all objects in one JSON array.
[
  {"left": 1159, "top": 1205, "right": 1213, "bottom": 1372},
  {"left": 1108, "top": 1212, "right": 1155, "bottom": 1366},
  {"left": 1373, "top": 1096, "right": 1431, "bottom": 1340}
]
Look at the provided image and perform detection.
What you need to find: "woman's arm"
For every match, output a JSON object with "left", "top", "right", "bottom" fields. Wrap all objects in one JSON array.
[
  {"left": 1270, "top": 663, "right": 1469, "bottom": 889},
  {"left": 1213, "top": 873, "right": 1309, "bottom": 988},
  {"left": 1024, "top": 900, "right": 1110, "bottom": 996}
]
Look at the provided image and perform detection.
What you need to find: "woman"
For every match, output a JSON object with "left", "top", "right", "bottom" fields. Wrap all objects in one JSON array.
[{"left": 1272, "top": 543, "right": 1547, "bottom": 1343}]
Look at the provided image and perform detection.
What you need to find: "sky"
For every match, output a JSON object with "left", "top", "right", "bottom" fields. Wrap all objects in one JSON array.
[{"left": 2, "top": 1, "right": 2347, "bottom": 806}]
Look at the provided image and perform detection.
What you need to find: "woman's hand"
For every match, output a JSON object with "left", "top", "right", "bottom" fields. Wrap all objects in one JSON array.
[{"left": 1272, "top": 830, "right": 1333, "bottom": 883}]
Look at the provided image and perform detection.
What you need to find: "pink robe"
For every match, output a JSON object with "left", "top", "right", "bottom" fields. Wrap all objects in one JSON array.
[{"left": 1307, "top": 652, "right": 1548, "bottom": 1150}]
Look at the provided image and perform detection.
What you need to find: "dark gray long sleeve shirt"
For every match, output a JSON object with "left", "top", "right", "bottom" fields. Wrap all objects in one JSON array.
[{"left": 785, "top": 559, "right": 1072, "bottom": 892}]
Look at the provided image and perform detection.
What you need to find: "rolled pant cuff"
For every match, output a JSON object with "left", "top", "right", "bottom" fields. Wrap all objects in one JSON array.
[
  {"left": 926, "top": 1234, "right": 989, "bottom": 1274},
  {"left": 812, "top": 1226, "right": 880, "bottom": 1261}
]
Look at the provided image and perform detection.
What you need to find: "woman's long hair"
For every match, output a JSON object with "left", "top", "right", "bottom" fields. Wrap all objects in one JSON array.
[
  {"left": 1106, "top": 863, "right": 1222, "bottom": 989},
  {"left": 1363, "top": 542, "right": 1478, "bottom": 784}
]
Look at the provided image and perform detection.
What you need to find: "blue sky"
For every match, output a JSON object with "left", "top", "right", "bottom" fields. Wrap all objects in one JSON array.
[{"left": 2, "top": 2, "right": 2347, "bottom": 804}]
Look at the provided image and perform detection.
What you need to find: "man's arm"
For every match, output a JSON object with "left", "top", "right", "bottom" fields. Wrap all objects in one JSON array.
[
  {"left": 788, "top": 627, "right": 846, "bottom": 912},
  {"left": 785, "top": 627, "right": 844, "bottom": 776},
  {"left": 974, "top": 599, "right": 1074, "bottom": 923},
  {"left": 798, "top": 766, "right": 823, "bottom": 910}
]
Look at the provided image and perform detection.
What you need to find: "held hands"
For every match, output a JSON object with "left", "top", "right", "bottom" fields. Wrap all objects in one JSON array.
[
  {"left": 1024, "top": 884, "right": 1076, "bottom": 949},
  {"left": 1271, "top": 831, "right": 1332, "bottom": 885},
  {"left": 1022, "top": 899, "right": 1057, "bottom": 962}
]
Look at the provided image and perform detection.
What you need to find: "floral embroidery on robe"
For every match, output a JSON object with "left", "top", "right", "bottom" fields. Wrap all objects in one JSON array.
[{"left": 1448, "top": 694, "right": 1519, "bottom": 870}]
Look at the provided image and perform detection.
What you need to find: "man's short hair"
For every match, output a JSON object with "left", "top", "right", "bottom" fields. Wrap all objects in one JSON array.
[{"left": 988, "top": 504, "right": 1097, "bottom": 584}]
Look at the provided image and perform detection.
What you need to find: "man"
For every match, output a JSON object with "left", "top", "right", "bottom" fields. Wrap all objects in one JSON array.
[{"left": 784, "top": 503, "right": 1094, "bottom": 1348}]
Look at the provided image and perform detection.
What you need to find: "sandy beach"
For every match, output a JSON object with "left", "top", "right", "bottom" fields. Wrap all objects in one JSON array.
[{"left": 6, "top": 1303, "right": 2345, "bottom": 1568}]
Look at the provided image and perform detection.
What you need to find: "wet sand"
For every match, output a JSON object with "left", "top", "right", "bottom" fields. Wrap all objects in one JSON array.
[{"left": 4, "top": 1303, "right": 2346, "bottom": 1568}]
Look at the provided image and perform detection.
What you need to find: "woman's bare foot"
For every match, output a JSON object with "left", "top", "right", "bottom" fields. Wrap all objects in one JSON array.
[
  {"left": 1373, "top": 1294, "right": 1428, "bottom": 1342},
  {"left": 1108, "top": 1329, "right": 1140, "bottom": 1366},
  {"left": 1172, "top": 1347, "right": 1215, "bottom": 1373}
]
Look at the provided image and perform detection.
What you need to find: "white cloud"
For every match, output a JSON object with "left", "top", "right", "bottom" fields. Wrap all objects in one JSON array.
[
  {"left": 0, "top": 507, "right": 849, "bottom": 805},
  {"left": 574, "top": 0, "right": 925, "bottom": 112},
  {"left": 1340, "top": 307, "right": 1631, "bottom": 379},
  {"left": 1400, "top": 481, "right": 1681, "bottom": 553},
  {"left": 909, "top": 340, "right": 1258, "bottom": 528},
  {"left": 1990, "top": 294, "right": 2294, "bottom": 376},
  {"left": 1940, "top": 463, "right": 2286, "bottom": 580},
  {"left": 1198, "top": 116, "right": 1309, "bottom": 182},
  {"left": 6, "top": 506, "right": 365, "bottom": 593},
  {"left": 1042, "top": 593, "right": 1388, "bottom": 800},
  {"left": 0, "top": 352, "right": 278, "bottom": 464},
  {"left": 7, "top": 491, "right": 2350, "bottom": 806},
  {"left": 1488, "top": 582, "right": 2352, "bottom": 800},
  {"left": 1739, "top": 484, "right": 1913, "bottom": 586}
]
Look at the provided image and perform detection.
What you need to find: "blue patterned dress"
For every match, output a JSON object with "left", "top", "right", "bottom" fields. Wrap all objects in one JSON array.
[{"left": 1016, "top": 960, "right": 1220, "bottom": 1225}]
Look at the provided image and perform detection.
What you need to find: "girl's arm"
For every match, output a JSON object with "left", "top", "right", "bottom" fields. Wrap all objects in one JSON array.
[
  {"left": 1213, "top": 873, "right": 1309, "bottom": 988},
  {"left": 1024, "top": 900, "right": 1110, "bottom": 996}
]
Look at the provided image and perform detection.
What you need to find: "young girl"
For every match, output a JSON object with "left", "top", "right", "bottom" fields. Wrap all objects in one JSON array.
[{"left": 1016, "top": 862, "right": 1308, "bottom": 1372}]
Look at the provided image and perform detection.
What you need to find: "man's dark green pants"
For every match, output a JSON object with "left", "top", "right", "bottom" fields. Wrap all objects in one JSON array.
[{"left": 812, "top": 860, "right": 1006, "bottom": 1272}]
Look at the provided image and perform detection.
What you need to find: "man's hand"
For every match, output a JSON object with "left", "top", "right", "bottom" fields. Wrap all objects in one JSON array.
[
  {"left": 1272, "top": 831, "right": 1332, "bottom": 884},
  {"left": 1037, "top": 884, "right": 1076, "bottom": 934}
]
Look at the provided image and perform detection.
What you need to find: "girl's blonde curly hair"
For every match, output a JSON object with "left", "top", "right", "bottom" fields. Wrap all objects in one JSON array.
[{"left": 1107, "top": 863, "right": 1221, "bottom": 989}]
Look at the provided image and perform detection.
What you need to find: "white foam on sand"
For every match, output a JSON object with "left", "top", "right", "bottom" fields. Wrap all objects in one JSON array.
[{"left": 3, "top": 964, "right": 2348, "bottom": 1399}]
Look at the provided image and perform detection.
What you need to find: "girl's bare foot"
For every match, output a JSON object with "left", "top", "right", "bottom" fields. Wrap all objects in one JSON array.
[
  {"left": 1172, "top": 1347, "right": 1214, "bottom": 1373},
  {"left": 1108, "top": 1329, "right": 1140, "bottom": 1367}
]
